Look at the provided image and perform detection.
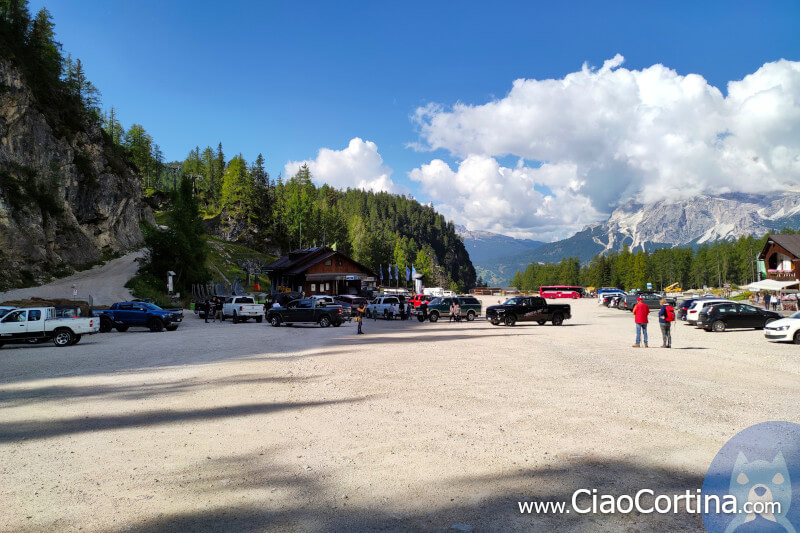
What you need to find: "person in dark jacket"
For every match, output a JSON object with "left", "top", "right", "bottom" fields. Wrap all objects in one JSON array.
[
  {"left": 658, "top": 298, "right": 673, "bottom": 348},
  {"left": 203, "top": 300, "right": 210, "bottom": 323}
]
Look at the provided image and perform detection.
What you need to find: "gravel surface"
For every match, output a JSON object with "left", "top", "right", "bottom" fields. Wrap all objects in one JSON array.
[
  {"left": 0, "top": 251, "right": 143, "bottom": 306},
  {"left": 1, "top": 298, "right": 798, "bottom": 532}
]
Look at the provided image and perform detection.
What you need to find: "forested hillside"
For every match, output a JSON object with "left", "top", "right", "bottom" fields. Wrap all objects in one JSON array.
[{"left": 511, "top": 234, "right": 768, "bottom": 291}]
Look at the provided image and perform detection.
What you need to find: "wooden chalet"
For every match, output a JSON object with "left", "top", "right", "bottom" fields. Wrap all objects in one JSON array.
[
  {"left": 264, "top": 247, "right": 377, "bottom": 296},
  {"left": 758, "top": 234, "right": 800, "bottom": 283}
]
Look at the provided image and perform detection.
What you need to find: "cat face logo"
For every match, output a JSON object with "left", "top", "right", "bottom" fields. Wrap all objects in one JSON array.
[
  {"left": 703, "top": 421, "right": 800, "bottom": 533},
  {"left": 724, "top": 452, "right": 794, "bottom": 533}
]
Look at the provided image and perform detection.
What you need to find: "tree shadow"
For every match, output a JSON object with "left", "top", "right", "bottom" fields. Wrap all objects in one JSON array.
[
  {"left": 0, "top": 396, "right": 369, "bottom": 443},
  {"left": 121, "top": 454, "right": 705, "bottom": 532},
  {"left": 0, "top": 374, "right": 326, "bottom": 406}
]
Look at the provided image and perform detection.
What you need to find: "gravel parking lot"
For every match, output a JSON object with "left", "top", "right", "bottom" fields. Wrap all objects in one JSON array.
[{"left": 1, "top": 298, "right": 798, "bottom": 532}]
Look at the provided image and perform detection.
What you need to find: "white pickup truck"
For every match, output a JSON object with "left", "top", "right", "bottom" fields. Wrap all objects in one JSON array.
[
  {"left": 222, "top": 296, "right": 264, "bottom": 323},
  {"left": 0, "top": 307, "right": 100, "bottom": 347},
  {"left": 366, "top": 296, "right": 401, "bottom": 319}
]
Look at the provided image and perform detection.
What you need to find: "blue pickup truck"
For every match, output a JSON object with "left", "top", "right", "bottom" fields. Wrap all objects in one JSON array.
[{"left": 93, "top": 301, "right": 183, "bottom": 332}]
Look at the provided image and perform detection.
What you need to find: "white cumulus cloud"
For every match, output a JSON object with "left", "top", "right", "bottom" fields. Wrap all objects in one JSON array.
[
  {"left": 285, "top": 138, "right": 399, "bottom": 193},
  {"left": 412, "top": 56, "right": 800, "bottom": 238}
]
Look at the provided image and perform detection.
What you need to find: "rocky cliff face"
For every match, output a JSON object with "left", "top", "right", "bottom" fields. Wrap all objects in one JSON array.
[{"left": 0, "top": 58, "right": 152, "bottom": 290}]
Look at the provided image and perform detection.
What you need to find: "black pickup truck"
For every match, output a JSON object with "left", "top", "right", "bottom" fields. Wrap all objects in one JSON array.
[
  {"left": 266, "top": 298, "right": 345, "bottom": 328},
  {"left": 486, "top": 296, "right": 571, "bottom": 326}
]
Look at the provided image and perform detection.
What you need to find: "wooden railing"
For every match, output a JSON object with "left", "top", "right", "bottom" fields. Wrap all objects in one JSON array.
[{"left": 766, "top": 270, "right": 798, "bottom": 281}]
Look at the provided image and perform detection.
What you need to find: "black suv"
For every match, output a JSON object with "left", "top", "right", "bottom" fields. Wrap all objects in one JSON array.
[{"left": 698, "top": 302, "right": 781, "bottom": 332}]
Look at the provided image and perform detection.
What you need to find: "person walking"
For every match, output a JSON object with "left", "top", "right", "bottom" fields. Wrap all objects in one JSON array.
[
  {"left": 773, "top": 293, "right": 779, "bottom": 311},
  {"left": 399, "top": 299, "right": 407, "bottom": 321},
  {"left": 454, "top": 301, "right": 461, "bottom": 322},
  {"left": 632, "top": 296, "right": 650, "bottom": 348},
  {"left": 355, "top": 302, "right": 366, "bottom": 334},
  {"left": 764, "top": 292, "right": 771, "bottom": 310},
  {"left": 658, "top": 298, "right": 674, "bottom": 348}
]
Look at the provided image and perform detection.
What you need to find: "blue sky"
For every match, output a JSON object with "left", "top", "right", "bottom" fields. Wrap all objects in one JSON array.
[{"left": 29, "top": 0, "right": 800, "bottom": 239}]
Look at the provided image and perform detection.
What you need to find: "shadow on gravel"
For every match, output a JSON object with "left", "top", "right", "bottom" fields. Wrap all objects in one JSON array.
[
  {"left": 0, "top": 374, "right": 325, "bottom": 406},
  {"left": 122, "top": 455, "right": 704, "bottom": 532},
  {"left": 0, "top": 397, "right": 369, "bottom": 443}
]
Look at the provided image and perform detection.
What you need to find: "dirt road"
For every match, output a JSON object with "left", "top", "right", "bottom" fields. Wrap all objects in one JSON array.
[
  {"left": 0, "top": 251, "right": 143, "bottom": 306},
  {"left": 1, "top": 299, "right": 798, "bottom": 531}
]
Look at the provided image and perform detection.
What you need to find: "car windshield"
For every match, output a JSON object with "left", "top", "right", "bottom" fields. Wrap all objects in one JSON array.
[
  {"left": 790, "top": 311, "right": 800, "bottom": 319},
  {"left": 0, "top": 308, "right": 11, "bottom": 318},
  {"left": 504, "top": 298, "right": 523, "bottom": 305},
  {"left": 429, "top": 298, "right": 441, "bottom": 305},
  {"left": 141, "top": 302, "right": 162, "bottom": 310}
]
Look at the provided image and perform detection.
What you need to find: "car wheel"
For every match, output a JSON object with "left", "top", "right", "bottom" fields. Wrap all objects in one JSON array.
[
  {"left": 319, "top": 316, "right": 331, "bottom": 328},
  {"left": 99, "top": 318, "right": 112, "bottom": 333},
  {"left": 255, "top": 316, "right": 263, "bottom": 323},
  {"left": 537, "top": 319, "right": 546, "bottom": 325},
  {"left": 270, "top": 316, "right": 281, "bottom": 327},
  {"left": 794, "top": 331, "right": 800, "bottom": 345},
  {"left": 712, "top": 320, "right": 726, "bottom": 332},
  {"left": 552, "top": 313, "right": 564, "bottom": 326},
  {"left": 490, "top": 319, "right": 500, "bottom": 326},
  {"left": 115, "top": 325, "right": 129, "bottom": 332},
  {"left": 504, "top": 314, "right": 516, "bottom": 326},
  {"left": 417, "top": 315, "right": 425, "bottom": 322},
  {"left": 69, "top": 334, "right": 82, "bottom": 345},
  {"left": 53, "top": 329, "right": 74, "bottom": 347},
  {"left": 148, "top": 318, "right": 164, "bottom": 332},
  {"left": 384, "top": 310, "right": 390, "bottom": 320},
  {"left": 466, "top": 311, "right": 476, "bottom": 321},
  {"left": 429, "top": 312, "right": 439, "bottom": 323},
  {"left": 233, "top": 312, "right": 239, "bottom": 324}
]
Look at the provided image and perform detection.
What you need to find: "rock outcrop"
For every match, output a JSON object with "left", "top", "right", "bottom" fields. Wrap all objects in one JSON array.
[{"left": 0, "top": 58, "right": 152, "bottom": 290}]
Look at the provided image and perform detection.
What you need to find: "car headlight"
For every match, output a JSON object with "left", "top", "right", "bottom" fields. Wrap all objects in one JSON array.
[{"left": 774, "top": 325, "right": 790, "bottom": 331}]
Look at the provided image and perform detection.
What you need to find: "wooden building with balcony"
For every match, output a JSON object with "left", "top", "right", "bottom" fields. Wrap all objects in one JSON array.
[
  {"left": 264, "top": 247, "right": 377, "bottom": 296},
  {"left": 758, "top": 234, "right": 800, "bottom": 282}
]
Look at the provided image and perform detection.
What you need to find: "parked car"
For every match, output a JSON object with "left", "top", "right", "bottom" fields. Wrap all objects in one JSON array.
[
  {"left": 221, "top": 296, "right": 264, "bottom": 323},
  {"left": 408, "top": 294, "right": 434, "bottom": 308},
  {"left": 93, "top": 301, "right": 183, "bottom": 332},
  {"left": 486, "top": 296, "right": 571, "bottom": 326},
  {"left": 609, "top": 296, "right": 624, "bottom": 309},
  {"left": 619, "top": 293, "right": 675, "bottom": 311},
  {"left": 334, "top": 295, "right": 367, "bottom": 319},
  {"left": 685, "top": 298, "right": 733, "bottom": 325},
  {"left": 424, "top": 296, "right": 482, "bottom": 322},
  {"left": 698, "top": 303, "right": 780, "bottom": 332},
  {"left": 366, "top": 296, "right": 401, "bottom": 319},
  {"left": 764, "top": 311, "right": 800, "bottom": 343},
  {"left": 597, "top": 289, "right": 625, "bottom": 303},
  {"left": 0, "top": 307, "right": 100, "bottom": 347},
  {"left": 266, "top": 298, "right": 344, "bottom": 327}
]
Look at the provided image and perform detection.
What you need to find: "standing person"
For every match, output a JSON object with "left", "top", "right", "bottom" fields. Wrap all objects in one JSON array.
[
  {"left": 203, "top": 300, "right": 210, "bottom": 323},
  {"left": 215, "top": 297, "right": 224, "bottom": 322},
  {"left": 764, "top": 292, "right": 771, "bottom": 310},
  {"left": 449, "top": 300, "right": 456, "bottom": 322},
  {"left": 405, "top": 300, "right": 412, "bottom": 321},
  {"left": 773, "top": 293, "right": 779, "bottom": 311},
  {"left": 355, "top": 301, "right": 366, "bottom": 334},
  {"left": 399, "top": 299, "right": 407, "bottom": 321},
  {"left": 454, "top": 301, "right": 461, "bottom": 322},
  {"left": 658, "top": 298, "right": 674, "bottom": 348},
  {"left": 632, "top": 297, "right": 650, "bottom": 348},
  {"left": 420, "top": 300, "right": 429, "bottom": 321}
]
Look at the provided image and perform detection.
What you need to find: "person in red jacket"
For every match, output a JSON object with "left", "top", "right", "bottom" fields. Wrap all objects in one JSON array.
[{"left": 632, "top": 296, "right": 649, "bottom": 348}]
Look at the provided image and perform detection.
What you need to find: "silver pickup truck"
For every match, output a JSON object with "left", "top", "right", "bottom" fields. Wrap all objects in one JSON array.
[{"left": 0, "top": 307, "right": 100, "bottom": 347}]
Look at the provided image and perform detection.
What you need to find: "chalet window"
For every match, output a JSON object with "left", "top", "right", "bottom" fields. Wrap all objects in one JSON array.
[
  {"left": 324, "top": 259, "right": 332, "bottom": 266},
  {"left": 336, "top": 260, "right": 342, "bottom": 266},
  {"left": 311, "top": 284, "right": 316, "bottom": 292}
]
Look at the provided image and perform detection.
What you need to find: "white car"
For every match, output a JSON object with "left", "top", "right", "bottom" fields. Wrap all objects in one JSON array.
[
  {"left": 685, "top": 299, "right": 733, "bottom": 325},
  {"left": 764, "top": 312, "right": 800, "bottom": 344},
  {"left": 222, "top": 296, "right": 264, "bottom": 323},
  {"left": 366, "top": 296, "right": 400, "bottom": 319}
]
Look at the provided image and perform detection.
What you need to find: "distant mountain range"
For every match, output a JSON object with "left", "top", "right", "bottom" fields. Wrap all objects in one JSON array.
[
  {"left": 455, "top": 225, "right": 543, "bottom": 285},
  {"left": 459, "top": 192, "right": 800, "bottom": 284}
]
